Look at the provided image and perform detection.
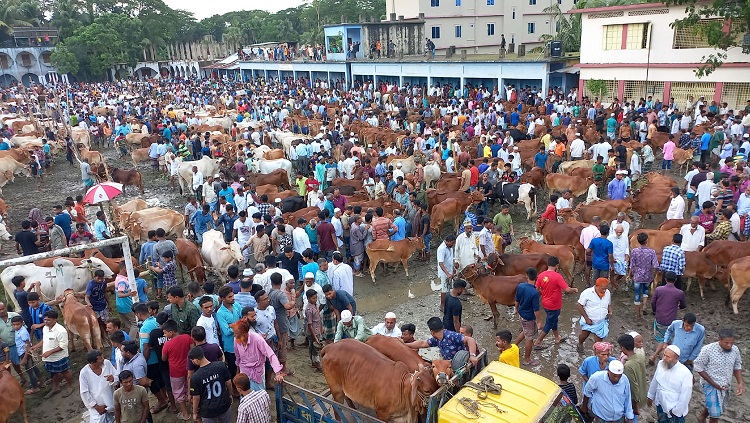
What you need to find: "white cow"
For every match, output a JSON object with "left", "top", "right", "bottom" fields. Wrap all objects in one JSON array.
[
  {"left": 424, "top": 161, "right": 441, "bottom": 188},
  {"left": 1, "top": 257, "right": 114, "bottom": 311},
  {"left": 388, "top": 157, "right": 416, "bottom": 174},
  {"left": 200, "top": 230, "right": 243, "bottom": 279},
  {"left": 256, "top": 159, "right": 293, "bottom": 183},
  {"left": 8, "top": 135, "right": 43, "bottom": 148},
  {"left": 71, "top": 126, "right": 91, "bottom": 149},
  {"left": 177, "top": 156, "right": 224, "bottom": 195},
  {"left": 205, "top": 116, "right": 232, "bottom": 131},
  {"left": 252, "top": 145, "right": 272, "bottom": 160},
  {"left": 21, "top": 124, "right": 36, "bottom": 134},
  {"left": 271, "top": 130, "right": 310, "bottom": 158}
]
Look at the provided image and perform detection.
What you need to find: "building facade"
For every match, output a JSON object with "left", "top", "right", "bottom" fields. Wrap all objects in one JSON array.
[
  {"left": 389, "top": 0, "right": 578, "bottom": 53},
  {"left": 324, "top": 20, "right": 426, "bottom": 61},
  {"left": 573, "top": 2, "right": 750, "bottom": 112}
]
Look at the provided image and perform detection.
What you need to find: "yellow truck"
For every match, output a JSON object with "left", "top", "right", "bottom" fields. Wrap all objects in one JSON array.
[{"left": 438, "top": 361, "right": 585, "bottom": 423}]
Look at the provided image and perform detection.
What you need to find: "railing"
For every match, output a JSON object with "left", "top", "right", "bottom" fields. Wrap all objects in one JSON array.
[{"left": 276, "top": 381, "right": 387, "bottom": 423}]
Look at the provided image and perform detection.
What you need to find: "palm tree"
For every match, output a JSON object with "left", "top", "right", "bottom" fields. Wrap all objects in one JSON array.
[{"left": 0, "top": 0, "right": 43, "bottom": 36}]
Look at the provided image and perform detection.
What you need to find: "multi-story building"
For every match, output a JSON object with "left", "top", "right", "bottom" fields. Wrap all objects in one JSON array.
[
  {"left": 572, "top": 2, "right": 750, "bottom": 112},
  {"left": 388, "top": 0, "right": 578, "bottom": 54},
  {"left": 0, "top": 27, "right": 63, "bottom": 86}
]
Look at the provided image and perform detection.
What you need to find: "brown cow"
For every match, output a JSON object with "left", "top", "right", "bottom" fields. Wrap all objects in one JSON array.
[
  {"left": 366, "top": 237, "right": 425, "bottom": 283},
  {"left": 535, "top": 218, "right": 586, "bottom": 264},
  {"left": 262, "top": 149, "right": 285, "bottom": 160},
  {"left": 427, "top": 189, "right": 484, "bottom": 212},
  {"left": 460, "top": 263, "right": 525, "bottom": 329},
  {"left": 631, "top": 185, "right": 672, "bottom": 217},
  {"left": 0, "top": 197, "right": 9, "bottom": 221},
  {"left": 702, "top": 239, "right": 750, "bottom": 284},
  {"left": 0, "top": 148, "right": 31, "bottom": 164},
  {"left": 728, "top": 256, "right": 750, "bottom": 314},
  {"left": 436, "top": 173, "right": 462, "bottom": 191},
  {"left": 365, "top": 335, "right": 453, "bottom": 384},
  {"left": 0, "top": 361, "right": 27, "bottom": 423},
  {"left": 628, "top": 228, "right": 678, "bottom": 252},
  {"left": 255, "top": 184, "right": 279, "bottom": 195},
  {"left": 57, "top": 289, "right": 104, "bottom": 351},
  {"left": 488, "top": 252, "right": 549, "bottom": 278},
  {"left": 518, "top": 237, "right": 575, "bottom": 281},
  {"left": 331, "top": 178, "right": 364, "bottom": 190},
  {"left": 683, "top": 251, "right": 719, "bottom": 300},
  {"left": 264, "top": 190, "right": 298, "bottom": 202},
  {"left": 520, "top": 166, "right": 544, "bottom": 188},
  {"left": 659, "top": 219, "right": 690, "bottom": 231},
  {"left": 545, "top": 174, "right": 591, "bottom": 197},
  {"left": 246, "top": 168, "right": 291, "bottom": 190},
  {"left": 673, "top": 148, "right": 694, "bottom": 172},
  {"left": 175, "top": 238, "right": 206, "bottom": 284},
  {"left": 130, "top": 147, "right": 151, "bottom": 167},
  {"left": 321, "top": 340, "right": 439, "bottom": 422},
  {"left": 571, "top": 201, "right": 626, "bottom": 223},
  {"left": 431, "top": 195, "right": 483, "bottom": 236},
  {"left": 110, "top": 167, "right": 145, "bottom": 194}
]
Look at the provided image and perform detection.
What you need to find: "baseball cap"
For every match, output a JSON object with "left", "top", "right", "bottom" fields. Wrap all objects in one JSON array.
[
  {"left": 608, "top": 360, "right": 624, "bottom": 375},
  {"left": 341, "top": 310, "right": 353, "bottom": 323}
]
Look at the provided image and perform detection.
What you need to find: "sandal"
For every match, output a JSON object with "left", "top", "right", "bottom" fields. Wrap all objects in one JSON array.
[
  {"left": 24, "top": 388, "right": 39, "bottom": 395},
  {"left": 523, "top": 359, "right": 541, "bottom": 366},
  {"left": 533, "top": 345, "right": 548, "bottom": 351}
]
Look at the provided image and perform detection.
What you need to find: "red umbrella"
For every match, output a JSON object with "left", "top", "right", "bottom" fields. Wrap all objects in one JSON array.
[{"left": 83, "top": 182, "right": 124, "bottom": 204}]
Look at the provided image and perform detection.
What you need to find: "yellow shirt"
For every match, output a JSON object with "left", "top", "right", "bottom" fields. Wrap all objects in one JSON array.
[
  {"left": 484, "top": 145, "right": 492, "bottom": 158},
  {"left": 498, "top": 344, "right": 520, "bottom": 367},
  {"left": 541, "top": 134, "right": 551, "bottom": 150}
]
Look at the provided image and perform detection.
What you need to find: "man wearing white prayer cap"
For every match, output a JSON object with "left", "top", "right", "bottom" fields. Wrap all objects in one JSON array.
[
  {"left": 647, "top": 344, "right": 693, "bottom": 423},
  {"left": 371, "top": 312, "right": 402, "bottom": 338}
]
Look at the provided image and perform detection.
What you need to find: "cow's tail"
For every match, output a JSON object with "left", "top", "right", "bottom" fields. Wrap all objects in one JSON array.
[
  {"left": 530, "top": 186, "right": 538, "bottom": 218},
  {"left": 90, "top": 310, "right": 103, "bottom": 350}
]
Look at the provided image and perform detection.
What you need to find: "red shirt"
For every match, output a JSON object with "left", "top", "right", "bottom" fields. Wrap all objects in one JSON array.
[
  {"left": 541, "top": 204, "right": 557, "bottom": 221},
  {"left": 162, "top": 334, "right": 192, "bottom": 377},
  {"left": 536, "top": 270, "right": 569, "bottom": 311},
  {"left": 469, "top": 166, "right": 479, "bottom": 186}
]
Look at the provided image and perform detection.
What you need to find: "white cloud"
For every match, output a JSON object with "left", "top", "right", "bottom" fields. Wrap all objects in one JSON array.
[{"left": 163, "top": 0, "right": 307, "bottom": 20}]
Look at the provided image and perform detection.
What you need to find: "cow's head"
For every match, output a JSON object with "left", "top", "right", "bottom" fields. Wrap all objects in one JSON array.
[
  {"left": 227, "top": 241, "right": 244, "bottom": 262},
  {"left": 410, "top": 364, "right": 439, "bottom": 412},
  {"left": 432, "top": 359, "right": 453, "bottom": 385},
  {"left": 469, "top": 190, "right": 485, "bottom": 203},
  {"left": 407, "top": 237, "right": 425, "bottom": 251},
  {"left": 81, "top": 257, "right": 115, "bottom": 278}
]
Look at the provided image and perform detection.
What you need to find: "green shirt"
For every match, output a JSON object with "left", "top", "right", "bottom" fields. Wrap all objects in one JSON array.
[
  {"left": 113, "top": 385, "right": 149, "bottom": 423},
  {"left": 0, "top": 312, "right": 19, "bottom": 345},
  {"left": 623, "top": 353, "right": 648, "bottom": 405},
  {"left": 592, "top": 163, "right": 606, "bottom": 181},
  {"left": 171, "top": 300, "right": 201, "bottom": 335},
  {"left": 493, "top": 212, "right": 513, "bottom": 234},
  {"left": 334, "top": 316, "right": 372, "bottom": 342},
  {"left": 709, "top": 131, "right": 723, "bottom": 150}
]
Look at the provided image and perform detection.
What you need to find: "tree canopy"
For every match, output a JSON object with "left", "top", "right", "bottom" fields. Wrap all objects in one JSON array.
[
  {"left": 0, "top": 0, "right": 385, "bottom": 79},
  {"left": 664, "top": 0, "right": 750, "bottom": 77}
]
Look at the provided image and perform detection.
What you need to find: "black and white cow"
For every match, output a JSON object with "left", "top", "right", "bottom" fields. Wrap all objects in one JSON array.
[{"left": 490, "top": 182, "right": 537, "bottom": 220}]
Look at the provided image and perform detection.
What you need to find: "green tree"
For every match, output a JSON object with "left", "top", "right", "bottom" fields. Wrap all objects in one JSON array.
[
  {"left": 0, "top": 0, "right": 43, "bottom": 37},
  {"left": 49, "top": 43, "right": 78, "bottom": 74},
  {"left": 586, "top": 79, "right": 609, "bottom": 99},
  {"left": 664, "top": 0, "right": 750, "bottom": 77}
]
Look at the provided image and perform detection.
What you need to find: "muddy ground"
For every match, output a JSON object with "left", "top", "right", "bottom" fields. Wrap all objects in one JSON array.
[{"left": 1, "top": 144, "right": 748, "bottom": 423}]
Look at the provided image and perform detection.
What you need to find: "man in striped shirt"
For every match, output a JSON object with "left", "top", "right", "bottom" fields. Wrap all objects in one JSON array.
[{"left": 234, "top": 372, "right": 270, "bottom": 423}]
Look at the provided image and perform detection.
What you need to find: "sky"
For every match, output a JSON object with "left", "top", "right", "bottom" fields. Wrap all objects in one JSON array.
[{"left": 163, "top": 0, "right": 307, "bottom": 20}]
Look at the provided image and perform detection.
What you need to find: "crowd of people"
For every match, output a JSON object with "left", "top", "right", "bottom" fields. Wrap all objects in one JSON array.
[{"left": 0, "top": 73, "right": 749, "bottom": 423}]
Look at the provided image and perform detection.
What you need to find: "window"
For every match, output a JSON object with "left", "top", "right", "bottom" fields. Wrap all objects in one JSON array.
[
  {"left": 456, "top": 0, "right": 461, "bottom": 5},
  {"left": 487, "top": 0, "right": 495, "bottom": 4},
  {"left": 432, "top": 26, "right": 441, "bottom": 39},
  {"left": 625, "top": 23, "right": 649, "bottom": 49},
  {"left": 672, "top": 18, "right": 741, "bottom": 49},
  {"left": 430, "top": 0, "right": 439, "bottom": 6},
  {"left": 602, "top": 24, "right": 622, "bottom": 50},
  {"left": 529, "top": 0, "right": 536, "bottom": 4},
  {"left": 527, "top": 22, "right": 535, "bottom": 33},
  {"left": 512, "top": 7, "right": 516, "bottom": 19},
  {"left": 455, "top": 25, "right": 462, "bottom": 38},
  {"left": 487, "top": 23, "right": 495, "bottom": 36}
]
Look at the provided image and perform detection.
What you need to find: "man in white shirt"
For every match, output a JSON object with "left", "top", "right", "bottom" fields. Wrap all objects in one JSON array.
[
  {"left": 611, "top": 213, "right": 630, "bottom": 238},
  {"left": 647, "top": 345, "right": 693, "bottom": 422},
  {"left": 301, "top": 272, "right": 325, "bottom": 317},
  {"left": 292, "top": 218, "right": 312, "bottom": 254},
  {"left": 666, "top": 187, "right": 686, "bottom": 220},
  {"left": 608, "top": 224, "right": 630, "bottom": 288},
  {"left": 328, "top": 253, "right": 354, "bottom": 296},
  {"left": 569, "top": 134, "right": 585, "bottom": 160},
  {"left": 455, "top": 221, "right": 480, "bottom": 271},
  {"left": 696, "top": 179, "right": 715, "bottom": 209},
  {"left": 79, "top": 350, "right": 117, "bottom": 422},
  {"left": 191, "top": 166, "right": 204, "bottom": 200},
  {"left": 234, "top": 212, "right": 254, "bottom": 264},
  {"left": 679, "top": 217, "right": 705, "bottom": 252},
  {"left": 371, "top": 312, "right": 402, "bottom": 338},
  {"left": 586, "top": 181, "right": 601, "bottom": 204},
  {"left": 556, "top": 190, "right": 573, "bottom": 211}
]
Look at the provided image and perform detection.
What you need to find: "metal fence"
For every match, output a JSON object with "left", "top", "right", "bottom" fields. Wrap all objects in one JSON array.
[
  {"left": 424, "top": 350, "right": 490, "bottom": 423},
  {"left": 276, "top": 381, "right": 386, "bottom": 423}
]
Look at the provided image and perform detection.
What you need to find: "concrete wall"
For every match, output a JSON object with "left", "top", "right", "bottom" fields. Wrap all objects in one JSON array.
[
  {"left": 396, "top": 0, "right": 577, "bottom": 52},
  {"left": 362, "top": 22, "right": 425, "bottom": 57},
  {"left": 0, "top": 47, "right": 59, "bottom": 86}
]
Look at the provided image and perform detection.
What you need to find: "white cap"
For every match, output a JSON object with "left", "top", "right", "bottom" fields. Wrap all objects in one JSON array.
[
  {"left": 243, "top": 268, "right": 254, "bottom": 276},
  {"left": 616, "top": 170, "right": 627, "bottom": 175},
  {"left": 334, "top": 207, "right": 341, "bottom": 213},
  {"left": 513, "top": 146, "right": 519, "bottom": 150},
  {"left": 666, "top": 344, "right": 681, "bottom": 357},
  {"left": 341, "top": 310, "right": 353, "bottom": 323},
  {"left": 628, "top": 331, "right": 640, "bottom": 339},
  {"left": 274, "top": 198, "right": 281, "bottom": 203},
  {"left": 396, "top": 162, "right": 403, "bottom": 167},
  {"left": 350, "top": 132, "right": 354, "bottom": 136},
  {"left": 239, "top": 177, "right": 245, "bottom": 182},
  {"left": 744, "top": 134, "right": 749, "bottom": 138},
  {"left": 320, "top": 126, "right": 325, "bottom": 131},
  {"left": 611, "top": 113, "right": 615, "bottom": 116},
  {"left": 214, "top": 174, "right": 221, "bottom": 178},
  {"left": 608, "top": 360, "right": 624, "bottom": 375},
  {"left": 575, "top": 132, "right": 581, "bottom": 136},
  {"left": 385, "top": 312, "right": 396, "bottom": 319},
  {"left": 304, "top": 272, "right": 315, "bottom": 279}
]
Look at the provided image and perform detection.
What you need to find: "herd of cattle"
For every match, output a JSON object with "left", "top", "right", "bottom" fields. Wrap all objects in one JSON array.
[{"left": 1, "top": 99, "right": 750, "bottom": 423}]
